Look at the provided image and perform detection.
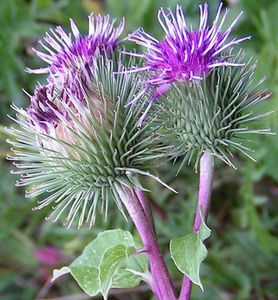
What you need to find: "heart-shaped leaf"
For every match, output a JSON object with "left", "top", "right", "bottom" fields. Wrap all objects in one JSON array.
[
  {"left": 52, "top": 229, "right": 149, "bottom": 299},
  {"left": 170, "top": 214, "right": 211, "bottom": 290}
]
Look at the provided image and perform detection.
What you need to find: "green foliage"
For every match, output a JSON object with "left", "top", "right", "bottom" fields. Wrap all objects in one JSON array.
[
  {"left": 106, "top": 0, "right": 216, "bottom": 38},
  {"left": 0, "top": 0, "right": 77, "bottom": 121},
  {"left": 170, "top": 214, "right": 211, "bottom": 290},
  {"left": 52, "top": 229, "right": 149, "bottom": 299}
]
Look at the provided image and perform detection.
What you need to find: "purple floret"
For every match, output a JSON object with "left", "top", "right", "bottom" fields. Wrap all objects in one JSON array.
[
  {"left": 27, "top": 84, "right": 60, "bottom": 131},
  {"left": 27, "top": 14, "right": 124, "bottom": 106},
  {"left": 27, "top": 14, "right": 124, "bottom": 78}
]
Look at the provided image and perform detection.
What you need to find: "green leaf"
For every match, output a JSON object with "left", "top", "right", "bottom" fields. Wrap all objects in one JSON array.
[
  {"left": 170, "top": 215, "right": 211, "bottom": 290},
  {"left": 52, "top": 229, "right": 149, "bottom": 299},
  {"left": 99, "top": 245, "right": 127, "bottom": 299},
  {"left": 125, "top": 252, "right": 149, "bottom": 278},
  {"left": 70, "top": 264, "right": 99, "bottom": 296},
  {"left": 97, "top": 244, "right": 149, "bottom": 298},
  {"left": 112, "top": 252, "right": 149, "bottom": 288}
]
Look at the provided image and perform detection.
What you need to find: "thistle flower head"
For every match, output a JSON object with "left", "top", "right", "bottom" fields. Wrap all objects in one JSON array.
[
  {"left": 8, "top": 53, "right": 169, "bottom": 228},
  {"left": 126, "top": 2, "right": 250, "bottom": 125},
  {"left": 152, "top": 52, "right": 272, "bottom": 170}
]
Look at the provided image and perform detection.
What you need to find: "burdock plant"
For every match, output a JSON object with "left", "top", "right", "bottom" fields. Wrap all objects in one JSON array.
[{"left": 6, "top": 3, "right": 272, "bottom": 300}]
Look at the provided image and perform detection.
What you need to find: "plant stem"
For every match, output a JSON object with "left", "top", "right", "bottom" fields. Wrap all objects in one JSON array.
[
  {"left": 135, "top": 189, "right": 164, "bottom": 298},
  {"left": 179, "top": 151, "right": 214, "bottom": 300},
  {"left": 135, "top": 189, "right": 155, "bottom": 230},
  {"left": 119, "top": 188, "right": 176, "bottom": 300}
]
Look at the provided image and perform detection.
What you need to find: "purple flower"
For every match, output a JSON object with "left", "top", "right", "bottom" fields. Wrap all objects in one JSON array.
[
  {"left": 27, "top": 84, "right": 60, "bottom": 131},
  {"left": 126, "top": 3, "right": 250, "bottom": 125},
  {"left": 27, "top": 14, "right": 124, "bottom": 78},
  {"left": 27, "top": 14, "right": 124, "bottom": 104}
]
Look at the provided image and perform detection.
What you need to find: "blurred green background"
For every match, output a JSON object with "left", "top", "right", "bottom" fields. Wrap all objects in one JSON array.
[{"left": 0, "top": 0, "right": 277, "bottom": 299}]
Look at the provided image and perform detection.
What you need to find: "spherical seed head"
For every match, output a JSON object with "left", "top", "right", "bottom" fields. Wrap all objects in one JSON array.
[
  {"left": 153, "top": 53, "right": 272, "bottom": 170},
  {"left": 8, "top": 54, "right": 167, "bottom": 228}
]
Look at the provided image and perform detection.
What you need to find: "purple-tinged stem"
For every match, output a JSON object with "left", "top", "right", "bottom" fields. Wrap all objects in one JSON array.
[
  {"left": 135, "top": 189, "right": 154, "bottom": 230},
  {"left": 179, "top": 151, "right": 214, "bottom": 300},
  {"left": 119, "top": 188, "right": 176, "bottom": 300},
  {"left": 179, "top": 280, "right": 192, "bottom": 300},
  {"left": 135, "top": 189, "right": 160, "bottom": 299}
]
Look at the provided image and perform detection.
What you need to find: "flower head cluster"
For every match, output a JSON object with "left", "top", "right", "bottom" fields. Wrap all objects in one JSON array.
[
  {"left": 126, "top": 3, "right": 250, "bottom": 125},
  {"left": 7, "top": 4, "right": 271, "bottom": 228}
]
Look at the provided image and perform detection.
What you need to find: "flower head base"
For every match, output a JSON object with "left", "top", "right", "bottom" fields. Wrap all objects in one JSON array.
[
  {"left": 153, "top": 53, "right": 272, "bottom": 170},
  {"left": 7, "top": 54, "right": 169, "bottom": 228},
  {"left": 129, "top": 3, "right": 249, "bottom": 86}
]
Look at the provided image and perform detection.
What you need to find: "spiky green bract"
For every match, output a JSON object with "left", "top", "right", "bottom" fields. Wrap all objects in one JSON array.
[
  {"left": 6, "top": 53, "right": 167, "bottom": 228},
  {"left": 152, "top": 53, "right": 272, "bottom": 170}
]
